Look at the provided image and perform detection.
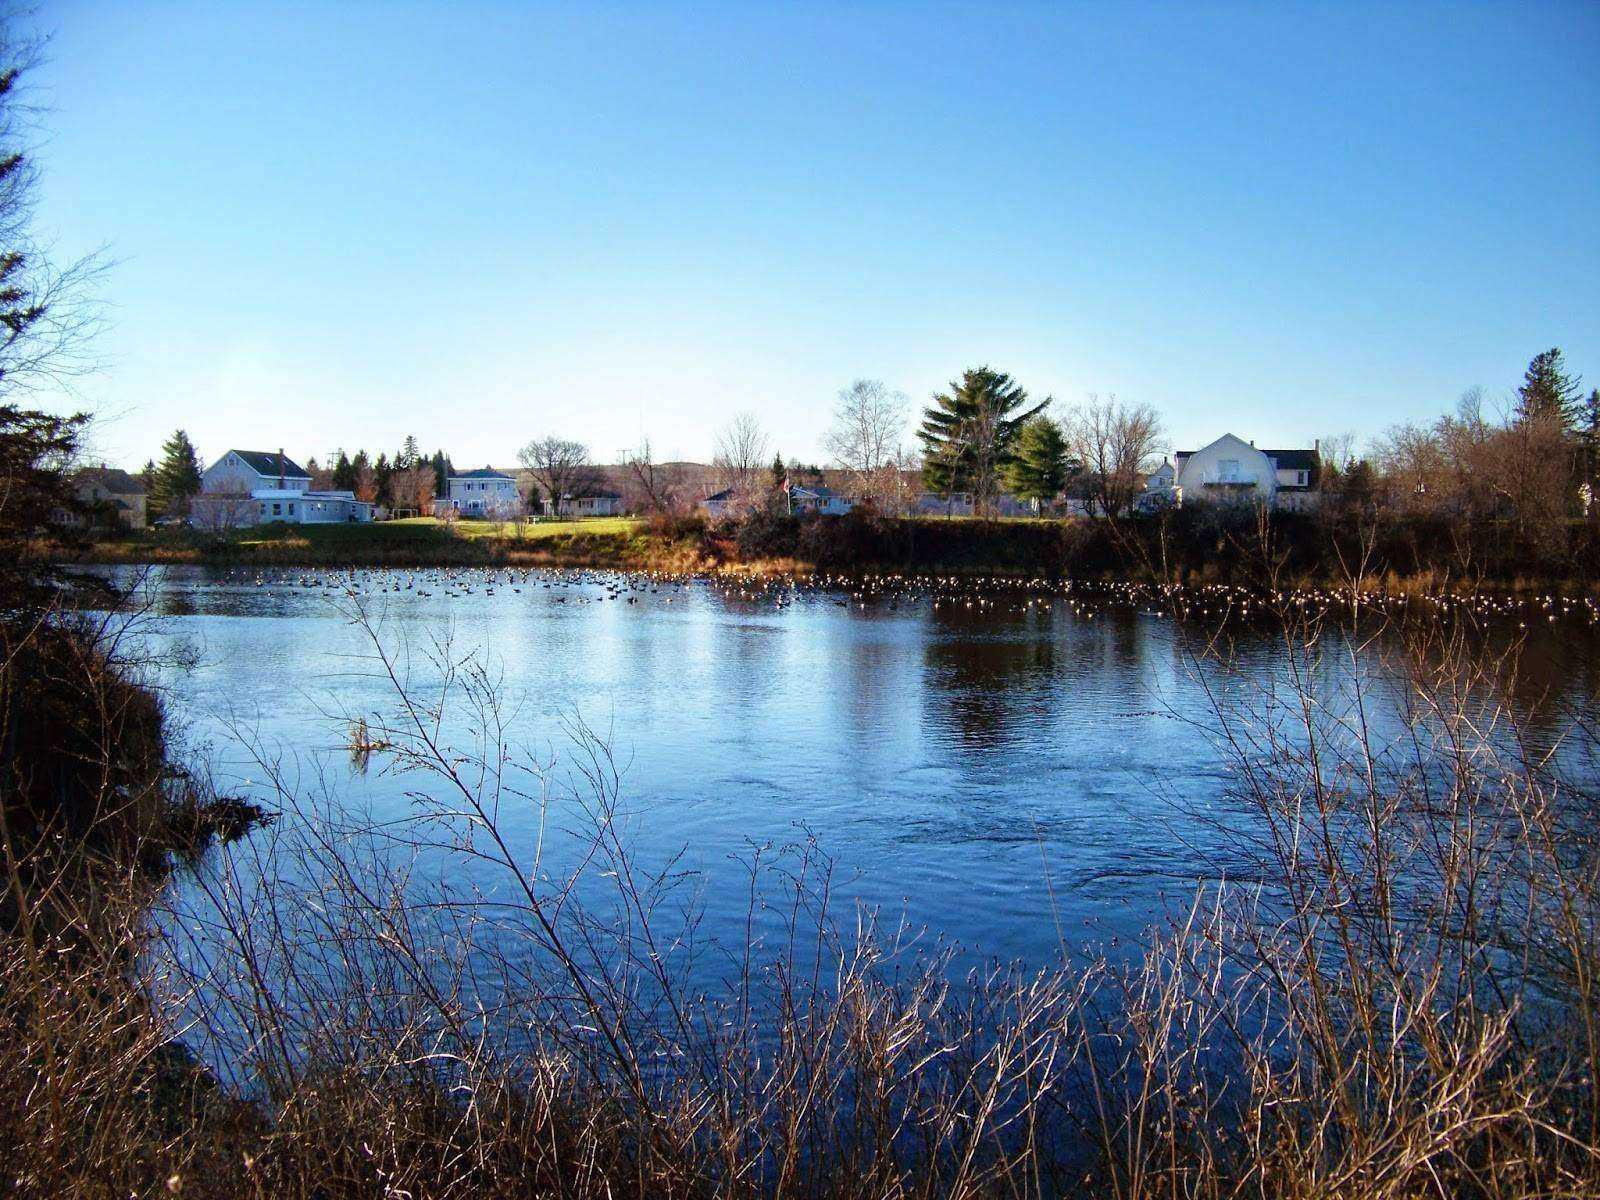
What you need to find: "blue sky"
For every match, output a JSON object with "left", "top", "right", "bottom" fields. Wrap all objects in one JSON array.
[{"left": 28, "top": 1, "right": 1600, "bottom": 470}]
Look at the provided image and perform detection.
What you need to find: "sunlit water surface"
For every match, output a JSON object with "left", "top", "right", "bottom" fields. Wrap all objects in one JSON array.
[{"left": 94, "top": 566, "right": 1599, "bottom": 996}]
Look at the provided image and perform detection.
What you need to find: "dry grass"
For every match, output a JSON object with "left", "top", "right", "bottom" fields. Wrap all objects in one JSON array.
[{"left": 3, "top": 595, "right": 1597, "bottom": 1198}]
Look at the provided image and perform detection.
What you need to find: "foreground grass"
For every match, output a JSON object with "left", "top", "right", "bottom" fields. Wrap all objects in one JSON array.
[{"left": 5, "top": 595, "right": 1598, "bottom": 1198}]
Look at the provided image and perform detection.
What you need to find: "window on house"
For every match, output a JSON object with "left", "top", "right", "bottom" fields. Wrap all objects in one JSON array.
[
  {"left": 287, "top": 503, "right": 295, "bottom": 516},
  {"left": 1219, "top": 459, "right": 1240, "bottom": 481},
  {"left": 272, "top": 503, "right": 281, "bottom": 516}
]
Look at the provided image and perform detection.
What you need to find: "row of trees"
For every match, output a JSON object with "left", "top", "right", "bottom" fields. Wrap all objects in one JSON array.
[
  {"left": 668, "top": 369, "right": 1164, "bottom": 523},
  {"left": 134, "top": 351, "right": 1595, "bottom": 532},
  {"left": 309, "top": 439, "right": 445, "bottom": 514},
  {"left": 1367, "top": 348, "right": 1600, "bottom": 549},
  {"left": 905, "top": 367, "right": 1162, "bottom": 519}
]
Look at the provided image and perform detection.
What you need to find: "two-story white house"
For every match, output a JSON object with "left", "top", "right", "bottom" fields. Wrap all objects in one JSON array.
[
  {"left": 1170, "top": 435, "right": 1320, "bottom": 510},
  {"left": 442, "top": 468, "right": 520, "bottom": 517},
  {"left": 197, "top": 449, "right": 371, "bottom": 527},
  {"left": 202, "top": 449, "right": 311, "bottom": 495}
]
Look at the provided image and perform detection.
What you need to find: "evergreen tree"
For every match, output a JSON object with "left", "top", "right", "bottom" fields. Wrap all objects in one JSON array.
[
  {"left": 770, "top": 452, "right": 786, "bottom": 489},
  {"left": 1516, "top": 348, "right": 1583, "bottom": 431},
  {"left": 431, "top": 450, "right": 450, "bottom": 495},
  {"left": 151, "top": 429, "right": 202, "bottom": 518},
  {"left": 399, "top": 434, "right": 420, "bottom": 470},
  {"left": 1003, "top": 416, "right": 1072, "bottom": 509},
  {"left": 331, "top": 450, "right": 356, "bottom": 491},
  {"left": 373, "top": 452, "right": 394, "bottom": 509},
  {"left": 139, "top": 458, "right": 156, "bottom": 494},
  {"left": 0, "top": 407, "right": 90, "bottom": 606},
  {"left": 918, "top": 367, "right": 1047, "bottom": 510}
]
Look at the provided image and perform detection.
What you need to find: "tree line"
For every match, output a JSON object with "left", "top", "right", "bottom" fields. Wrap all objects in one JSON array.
[
  {"left": 133, "top": 346, "right": 1598, "bottom": 532},
  {"left": 139, "top": 432, "right": 453, "bottom": 520}
]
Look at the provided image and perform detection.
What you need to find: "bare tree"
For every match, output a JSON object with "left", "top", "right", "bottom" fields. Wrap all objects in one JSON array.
[
  {"left": 390, "top": 465, "right": 436, "bottom": 517},
  {"left": 825, "top": 379, "right": 910, "bottom": 508},
  {"left": 188, "top": 492, "right": 257, "bottom": 533},
  {"left": 1317, "top": 431, "right": 1357, "bottom": 478},
  {"left": 0, "top": 33, "right": 105, "bottom": 400},
  {"left": 1067, "top": 396, "right": 1164, "bottom": 519},
  {"left": 622, "top": 437, "right": 683, "bottom": 514},
  {"left": 712, "top": 412, "right": 769, "bottom": 509},
  {"left": 518, "top": 436, "right": 591, "bottom": 518}
]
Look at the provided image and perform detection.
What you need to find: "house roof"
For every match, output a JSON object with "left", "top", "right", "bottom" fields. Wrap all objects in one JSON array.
[
  {"left": 226, "top": 450, "right": 311, "bottom": 479},
  {"left": 566, "top": 489, "right": 623, "bottom": 499},
  {"left": 74, "top": 466, "right": 145, "bottom": 494},
  {"left": 1263, "top": 449, "right": 1319, "bottom": 471},
  {"left": 703, "top": 488, "right": 735, "bottom": 502},
  {"left": 790, "top": 485, "right": 839, "bottom": 499},
  {"left": 450, "top": 467, "right": 514, "bottom": 480}
]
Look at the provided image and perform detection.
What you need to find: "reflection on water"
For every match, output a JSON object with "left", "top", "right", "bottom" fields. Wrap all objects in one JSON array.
[{"left": 98, "top": 565, "right": 1600, "bottom": 976}]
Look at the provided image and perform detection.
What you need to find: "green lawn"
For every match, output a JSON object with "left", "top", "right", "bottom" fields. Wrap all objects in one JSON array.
[
  {"left": 84, "top": 513, "right": 656, "bottom": 567},
  {"left": 383, "top": 516, "right": 638, "bottom": 540}
]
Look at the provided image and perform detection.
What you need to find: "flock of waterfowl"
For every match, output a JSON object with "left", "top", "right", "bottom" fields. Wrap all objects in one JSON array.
[{"left": 191, "top": 566, "right": 1600, "bottom": 628}]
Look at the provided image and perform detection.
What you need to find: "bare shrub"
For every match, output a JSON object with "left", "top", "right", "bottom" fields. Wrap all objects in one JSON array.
[{"left": 3, "top": 596, "right": 1597, "bottom": 1197}]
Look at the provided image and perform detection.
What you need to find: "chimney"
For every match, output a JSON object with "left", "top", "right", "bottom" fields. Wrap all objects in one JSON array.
[
  {"left": 278, "top": 448, "right": 285, "bottom": 489},
  {"left": 1314, "top": 438, "right": 1320, "bottom": 455}
]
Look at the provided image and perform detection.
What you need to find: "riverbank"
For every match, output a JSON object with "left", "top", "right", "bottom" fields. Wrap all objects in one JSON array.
[
  {"left": 74, "top": 515, "right": 712, "bottom": 571},
  {"left": 9, "top": 594, "right": 1597, "bottom": 1198},
  {"left": 68, "top": 508, "right": 1600, "bottom": 595}
]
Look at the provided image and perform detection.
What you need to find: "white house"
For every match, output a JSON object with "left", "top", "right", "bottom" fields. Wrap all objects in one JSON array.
[
  {"left": 911, "top": 491, "right": 1040, "bottom": 517},
  {"left": 787, "top": 484, "right": 853, "bottom": 516},
  {"left": 197, "top": 449, "right": 371, "bottom": 527},
  {"left": 202, "top": 449, "right": 312, "bottom": 494},
  {"left": 442, "top": 468, "right": 520, "bottom": 517},
  {"left": 1170, "top": 435, "right": 1320, "bottom": 510},
  {"left": 564, "top": 490, "right": 623, "bottom": 517}
]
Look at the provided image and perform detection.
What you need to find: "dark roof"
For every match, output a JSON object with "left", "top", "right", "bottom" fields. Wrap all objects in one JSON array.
[
  {"left": 1264, "top": 449, "right": 1319, "bottom": 471},
  {"left": 74, "top": 466, "right": 144, "bottom": 494},
  {"left": 451, "top": 468, "right": 514, "bottom": 480},
  {"left": 703, "top": 488, "right": 735, "bottom": 502},
  {"left": 229, "top": 450, "right": 310, "bottom": 479},
  {"left": 791, "top": 485, "right": 838, "bottom": 498},
  {"left": 1172, "top": 447, "right": 1319, "bottom": 468},
  {"left": 567, "top": 489, "right": 622, "bottom": 499}
]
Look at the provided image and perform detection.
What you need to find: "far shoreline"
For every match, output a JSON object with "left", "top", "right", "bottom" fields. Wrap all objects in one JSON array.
[{"left": 59, "top": 511, "right": 1600, "bottom": 598}]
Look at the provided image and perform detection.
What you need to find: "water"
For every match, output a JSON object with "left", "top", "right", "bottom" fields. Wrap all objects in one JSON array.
[{"left": 99, "top": 565, "right": 1600, "bottom": 983}]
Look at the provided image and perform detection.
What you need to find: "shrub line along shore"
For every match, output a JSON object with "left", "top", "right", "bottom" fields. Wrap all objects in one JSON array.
[{"left": 62, "top": 508, "right": 1600, "bottom": 594}]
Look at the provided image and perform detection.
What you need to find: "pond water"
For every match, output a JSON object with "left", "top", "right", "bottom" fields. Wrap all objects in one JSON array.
[{"left": 99, "top": 566, "right": 1600, "bottom": 987}]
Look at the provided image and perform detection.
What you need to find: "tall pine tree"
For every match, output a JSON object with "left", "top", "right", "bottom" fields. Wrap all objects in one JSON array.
[
  {"left": 331, "top": 450, "right": 356, "bottom": 491},
  {"left": 918, "top": 367, "right": 1047, "bottom": 512},
  {"left": 151, "top": 430, "right": 202, "bottom": 518},
  {"left": 1516, "top": 348, "right": 1583, "bottom": 431},
  {"left": 373, "top": 452, "right": 394, "bottom": 509}
]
